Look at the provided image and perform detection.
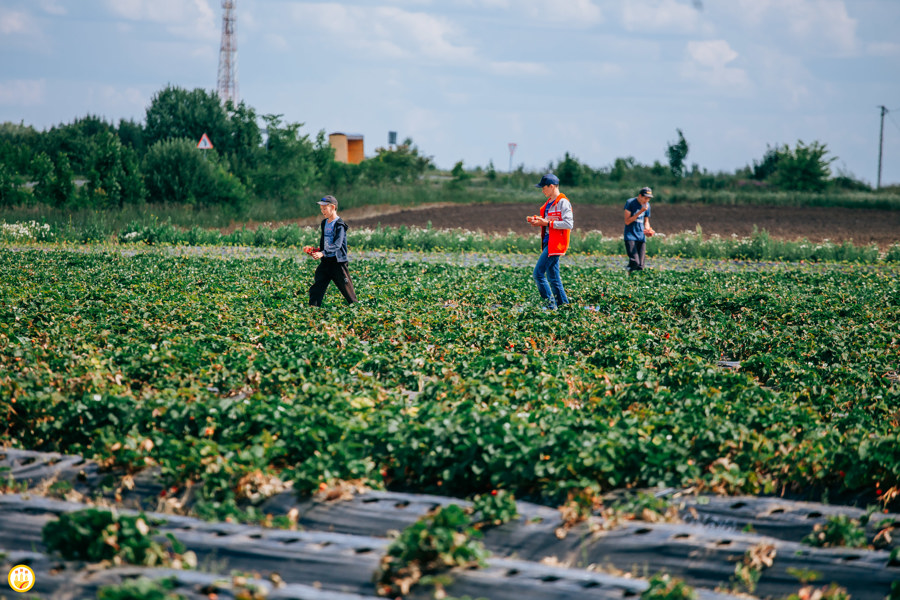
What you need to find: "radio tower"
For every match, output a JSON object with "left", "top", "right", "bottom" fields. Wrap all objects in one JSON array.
[{"left": 217, "top": 0, "right": 238, "bottom": 104}]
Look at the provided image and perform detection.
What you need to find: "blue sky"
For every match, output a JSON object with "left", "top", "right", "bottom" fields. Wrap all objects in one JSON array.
[{"left": 1, "top": 0, "right": 899, "bottom": 185}]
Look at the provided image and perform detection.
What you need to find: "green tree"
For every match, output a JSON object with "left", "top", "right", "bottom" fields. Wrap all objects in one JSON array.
[
  {"left": 610, "top": 157, "right": 636, "bottom": 182},
  {"left": 312, "top": 130, "right": 362, "bottom": 190},
  {"left": 556, "top": 152, "right": 585, "bottom": 186},
  {"left": 0, "top": 162, "right": 26, "bottom": 207},
  {"left": 29, "top": 151, "right": 56, "bottom": 205},
  {"left": 252, "top": 114, "right": 316, "bottom": 202},
  {"left": 750, "top": 145, "right": 780, "bottom": 181},
  {"left": 84, "top": 131, "right": 146, "bottom": 207},
  {"left": 144, "top": 86, "right": 230, "bottom": 153},
  {"left": 486, "top": 159, "right": 497, "bottom": 182},
  {"left": 666, "top": 128, "right": 689, "bottom": 179},
  {"left": 772, "top": 140, "right": 835, "bottom": 192},
  {"left": 223, "top": 99, "right": 263, "bottom": 183},
  {"left": 364, "top": 137, "right": 433, "bottom": 184},
  {"left": 143, "top": 138, "right": 247, "bottom": 211}
]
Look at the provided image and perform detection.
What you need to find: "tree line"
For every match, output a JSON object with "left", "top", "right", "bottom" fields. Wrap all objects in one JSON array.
[
  {"left": 0, "top": 85, "right": 432, "bottom": 211},
  {"left": 0, "top": 85, "right": 872, "bottom": 212}
]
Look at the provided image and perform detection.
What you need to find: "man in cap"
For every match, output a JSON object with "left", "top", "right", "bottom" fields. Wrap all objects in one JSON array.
[
  {"left": 623, "top": 186, "right": 656, "bottom": 272},
  {"left": 527, "top": 173, "right": 573, "bottom": 309},
  {"left": 307, "top": 195, "right": 357, "bottom": 306}
]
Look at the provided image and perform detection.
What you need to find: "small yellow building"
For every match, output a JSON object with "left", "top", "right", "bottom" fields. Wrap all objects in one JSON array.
[{"left": 328, "top": 132, "right": 364, "bottom": 164}]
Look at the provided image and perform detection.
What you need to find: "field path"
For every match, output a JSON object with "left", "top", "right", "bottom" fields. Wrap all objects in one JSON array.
[{"left": 342, "top": 202, "right": 900, "bottom": 249}]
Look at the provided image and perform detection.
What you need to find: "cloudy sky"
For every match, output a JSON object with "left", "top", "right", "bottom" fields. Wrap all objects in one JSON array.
[{"left": 1, "top": 0, "right": 899, "bottom": 185}]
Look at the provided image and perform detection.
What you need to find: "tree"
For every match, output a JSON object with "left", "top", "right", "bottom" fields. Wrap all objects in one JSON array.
[
  {"left": 364, "top": 138, "right": 433, "bottom": 184},
  {"left": 486, "top": 160, "right": 497, "bottom": 182},
  {"left": 144, "top": 86, "right": 230, "bottom": 152},
  {"left": 252, "top": 114, "right": 316, "bottom": 202},
  {"left": 665, "top": 129, "right": 689, "bottom": 179},
  {"left": 143, "top": 138, "right": 247, "bottom": 211},
  {"left": 556, "top": 152, "right": 584, "bottom": 186},
  {"left": 750, "top": 140, "right": 835, "bottom": 192},
  {"left": 84, "top": 132, "right": 146, "bottom": 207},
  {"left": 610, "top": 157, "right": 636, "bottom": 182},
  {"left": 772, "top": 140, "right": 834, "bottom": 192}
]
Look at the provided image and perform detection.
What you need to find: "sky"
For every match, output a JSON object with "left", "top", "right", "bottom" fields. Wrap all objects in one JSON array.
[{"left": 1, "top": 0, "right": 899, "bottom": 185}]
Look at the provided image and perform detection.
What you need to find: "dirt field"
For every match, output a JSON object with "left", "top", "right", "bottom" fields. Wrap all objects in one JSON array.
[{"left": 334, "top": 203, "right": 899, "bottom": 248}]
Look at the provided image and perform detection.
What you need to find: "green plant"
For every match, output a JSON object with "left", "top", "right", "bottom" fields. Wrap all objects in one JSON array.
[
  {"left": 98, "top": 577, "right": 186, "bottom": 600},
  {"left": 606, "top": 491, "right": 679, "bottom": 523},
  {"left": 802, "top": 514, "right": 868, "bottom": 548},
  {"left": 375, "top": 504, "right": 488, "bottom": 597},
  {"left": 470, "top": 489, "right": 519, "bottom": 528},
  {"left": 641, "top": 573, "right": 697, "bottom": 600},
  {"left": 41, "top": 508, "right": 195, "bottom": 568}
]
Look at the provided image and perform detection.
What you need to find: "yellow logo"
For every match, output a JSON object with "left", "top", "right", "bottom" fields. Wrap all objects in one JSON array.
[{"left": 8, "top": 565, "right": 35, "bottom": 593}]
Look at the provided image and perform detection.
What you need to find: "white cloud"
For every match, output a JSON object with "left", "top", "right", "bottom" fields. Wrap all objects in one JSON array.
[
  {"left": 288, "top": 4, "right": 476, "bottom": 64},
  {"left": 0, "top": 9, "right": 36, "bottom": 34},
  {"left": 730, "top": 0, "right": 857, "bottom": 54},
  {"left": 681, "top": 40, "right": 750, "bottom": 92},
  {"left": 486, "top": 61, "right": 550, "bottom": 77},
  {"left": 104, "top": 0, "right": 217, "bottom": 41},
  {"left": 38, "top": 0, "right": 66, "bottom": 16},
  {"left": 452, "top": 0, "right": 603, "bottom": 24},
  {"left": 0, "top": 79, "right": 46, "bottom": 106},
  {"left": 620, "top": 0, "right": 703, "bottom": 34},
  {"left": 867, "top": 41, "right": 900, "bottom": 57}
]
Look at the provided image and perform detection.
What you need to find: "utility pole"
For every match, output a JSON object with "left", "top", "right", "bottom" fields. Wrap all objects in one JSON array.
[
  {"left": 217, "top": 0, "right": 238, "bottom": 104},
  {"left": 877, "top": 105, "right": 886, "bottom": 190}
]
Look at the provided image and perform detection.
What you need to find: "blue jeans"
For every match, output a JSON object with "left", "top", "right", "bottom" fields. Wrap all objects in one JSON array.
[{"left": 533, "top": 247, "right": 568, "bottom": 309}]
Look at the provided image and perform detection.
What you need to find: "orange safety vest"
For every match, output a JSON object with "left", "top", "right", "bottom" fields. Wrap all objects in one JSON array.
[{"left": 540, "top": 193, "right": 571, "bottom": 256}]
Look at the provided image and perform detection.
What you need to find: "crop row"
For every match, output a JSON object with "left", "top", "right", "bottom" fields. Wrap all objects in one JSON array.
[
  {"left": 4, "top": 219, "right": 900, "bottom": 263},
  {"left": 1, "top": 248, "right": 898, "bottom": 518}
]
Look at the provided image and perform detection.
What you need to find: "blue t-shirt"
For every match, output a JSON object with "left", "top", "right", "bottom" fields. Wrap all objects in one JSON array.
[
  {"left": 323, "top": 220, "right": 336, "bottom": 257},
  {"left": 624, "top": 197, "right": 650, "bottom": 241}
]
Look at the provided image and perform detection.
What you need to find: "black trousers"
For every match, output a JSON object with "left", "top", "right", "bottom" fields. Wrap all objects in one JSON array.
[
  {"left": 309, "top": 257, "right": 357, "bottom": 306},
  {"left": 625, "top": 239, "right": 646, "bottom": 271}
]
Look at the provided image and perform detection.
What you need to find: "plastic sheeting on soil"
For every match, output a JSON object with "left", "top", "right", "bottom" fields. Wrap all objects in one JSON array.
[{"left": 2, "top": 448, "right": 898, "bottom": 600}]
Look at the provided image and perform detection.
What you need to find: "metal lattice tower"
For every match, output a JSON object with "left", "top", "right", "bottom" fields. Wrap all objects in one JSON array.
[{"left": 217, "top": 0, "right": 238, "bottom": 104}]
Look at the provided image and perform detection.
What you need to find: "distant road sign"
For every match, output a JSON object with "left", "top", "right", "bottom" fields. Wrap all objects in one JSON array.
[{"left": 197, "top": 133, "right": 214, "bottom": 149}]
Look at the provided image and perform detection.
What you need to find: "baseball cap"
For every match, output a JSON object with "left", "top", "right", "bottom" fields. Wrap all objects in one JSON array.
[
  {"left": 535, "top": 173, "right": 560, "bottom": 188},
  {"left": 317, "top": 195, "right": 338, "bottom": 206},
  {"left": 639, "top": 187, "right": 653, "bottom": 197}
]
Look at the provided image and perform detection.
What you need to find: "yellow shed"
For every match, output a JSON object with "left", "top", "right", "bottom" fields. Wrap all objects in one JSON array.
[{"left": 328, "top": 132, "right": 364, "bottom": 164}]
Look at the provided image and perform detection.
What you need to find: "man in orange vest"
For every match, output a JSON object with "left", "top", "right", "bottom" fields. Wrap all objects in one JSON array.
[{"left": 527, "top": 173, "right": 573, "bottom": 309}]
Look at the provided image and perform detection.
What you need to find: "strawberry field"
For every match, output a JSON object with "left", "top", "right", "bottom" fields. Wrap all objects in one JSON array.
[{"left": 2, "top": 246, "right": 898, "bottom": 518}]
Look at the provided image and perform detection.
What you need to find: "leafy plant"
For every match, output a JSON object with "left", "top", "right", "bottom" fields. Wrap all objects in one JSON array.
[
  {"left": 98, "top": 577, "right": 186, "bottom": 600},
  {"left": 641, "top": 573, "right": 697, "bottom": 600},
  {"left": 470, "top": 489, "right": 519, "bottom": 528},
  {"left": 375, "top": 504, "right": 488, "bottom": 597},
  {"left": 801, "top": 514, "right": 868, "bottom": 548},
  {"left": 42, "top": 508, "right": 195, "bottom": 568}
]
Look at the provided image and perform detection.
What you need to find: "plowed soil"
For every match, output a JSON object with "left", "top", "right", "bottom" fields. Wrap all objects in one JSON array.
[{"left": 338, "top": 203, "right": 900, "bottom": 249}]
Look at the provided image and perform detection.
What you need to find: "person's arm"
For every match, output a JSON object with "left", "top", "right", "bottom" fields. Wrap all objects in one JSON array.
[
  {"left": 624, "top": 205, "right": 648, "bottom": 225},
  {"left": 330, "top": 222, "right": 347, "bottom": 255},
  {"left": 644, "top": 217, "right": 654, "bottom": 235},
  {"left": 549, "top": 199, "right": 574, "bottom": 230}
]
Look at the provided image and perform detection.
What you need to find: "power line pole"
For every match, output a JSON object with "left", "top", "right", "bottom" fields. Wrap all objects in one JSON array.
[
  {"left": 877, "top": 105, "right": 886, "bottom": 190},
  {"left": 217, "top": 0, "right": 238, "bottom": 104}
]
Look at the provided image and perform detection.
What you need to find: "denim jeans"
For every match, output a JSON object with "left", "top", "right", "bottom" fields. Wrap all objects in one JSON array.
[{"left": 533, "top": 246, "right": 568, "bottom": 309}]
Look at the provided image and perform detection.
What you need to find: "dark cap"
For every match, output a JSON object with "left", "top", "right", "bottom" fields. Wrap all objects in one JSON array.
[
  {"left": 535, "top": 173, "right": 560, "bottom": 188},
  {"left": 638, "top": 187, "right": 653, "bottom": 198},
  {"left": 317, "top": 195, "right": 338, "bottom": 206}
]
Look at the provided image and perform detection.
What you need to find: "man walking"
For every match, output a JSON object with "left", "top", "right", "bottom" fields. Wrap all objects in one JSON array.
[
  {"left": 308, "top": 195, "right": 357, "bottom": 306},
  {"left": 623, "top": 186, "right": 656, "bottom": 272},
  {"left": 528, "top": 173, "right": 573, "bottom": 309}
]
